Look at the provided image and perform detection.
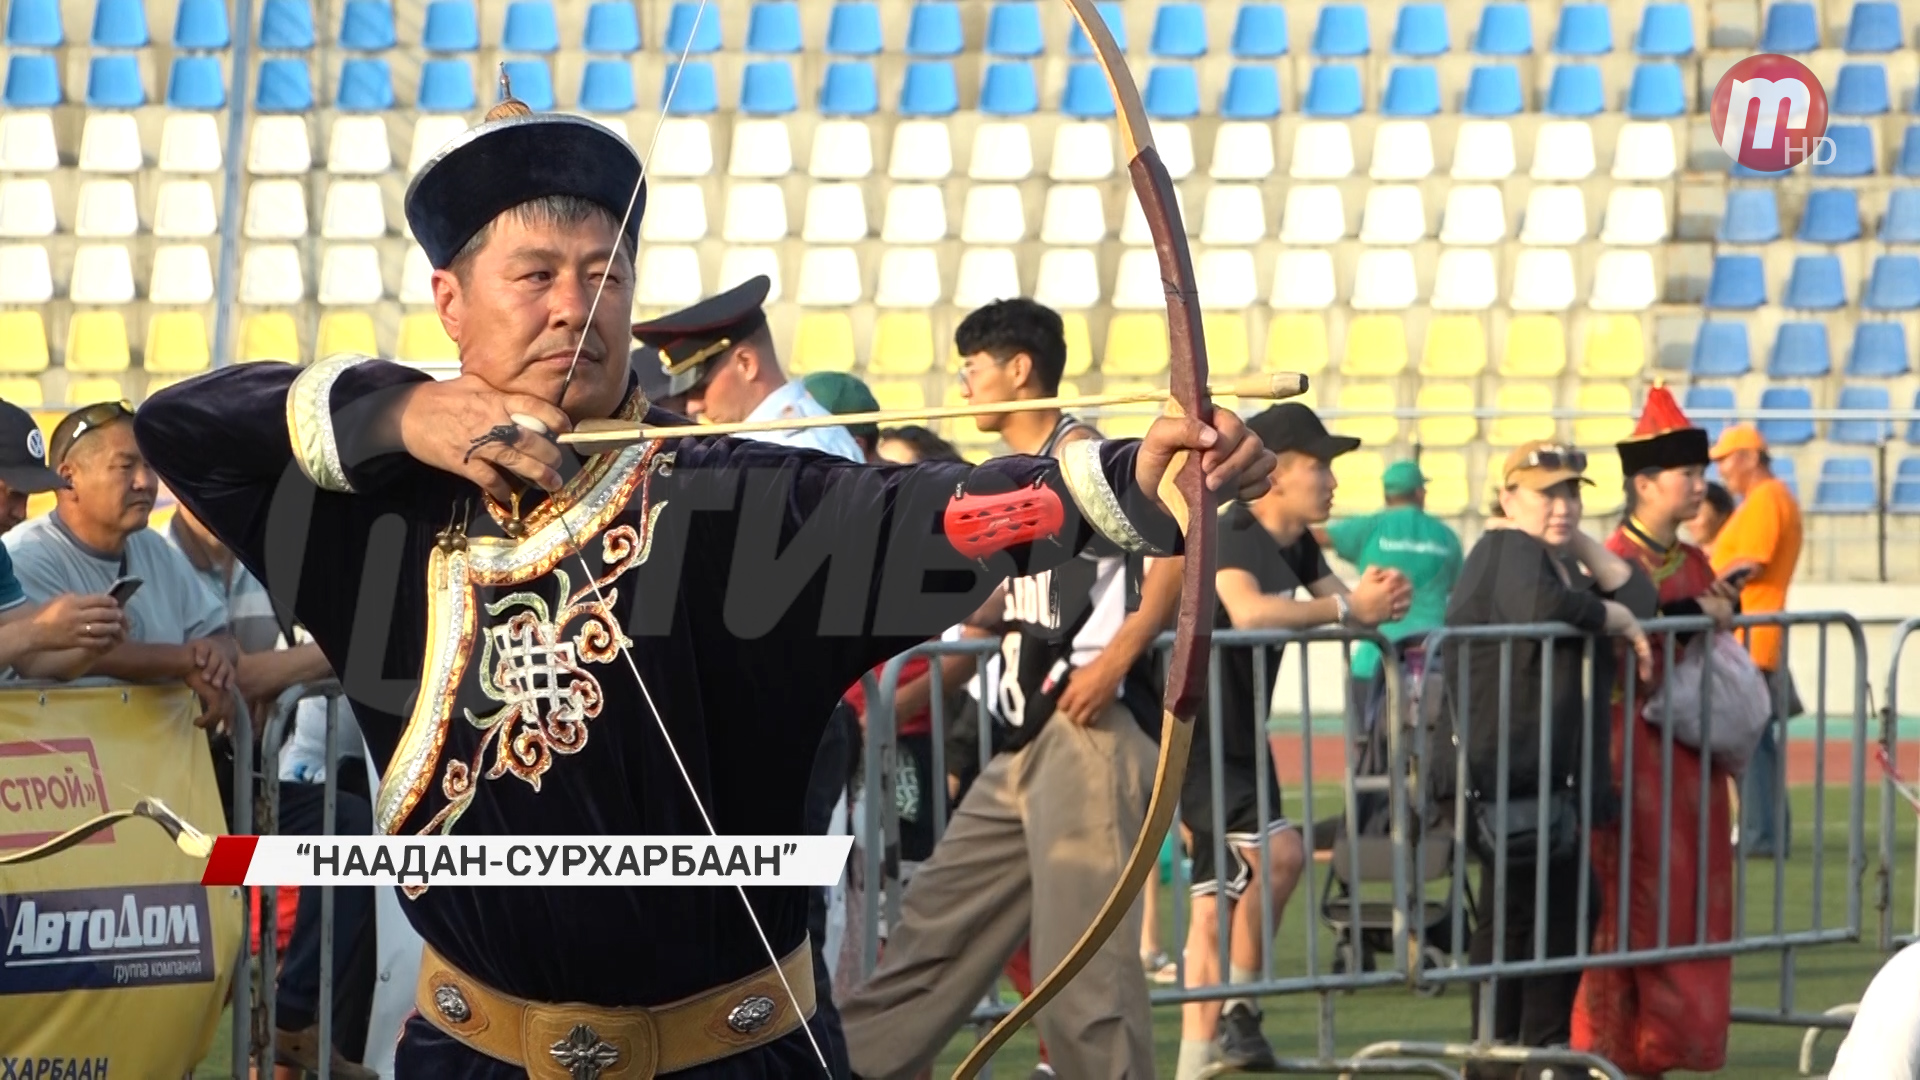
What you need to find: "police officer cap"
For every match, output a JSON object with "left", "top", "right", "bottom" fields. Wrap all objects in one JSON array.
[{"left": 630, "top": 276, "right": 772, "bottom": 397}]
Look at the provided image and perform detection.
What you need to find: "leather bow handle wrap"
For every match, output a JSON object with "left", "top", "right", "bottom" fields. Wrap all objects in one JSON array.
[{"left": 950, "top": 0, "right": 1216, "bottom": 1072}]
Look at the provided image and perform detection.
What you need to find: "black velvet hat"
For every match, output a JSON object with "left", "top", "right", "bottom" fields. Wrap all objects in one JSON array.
[
  {"left": 403, "top": 93, "right": 645, "bottom": 270},
  {"left": 1617, "top": 382, "right": 1711, "bottom": 476},
  {"left": 631, "top": 275, "right": 773, "bottom": 396}
]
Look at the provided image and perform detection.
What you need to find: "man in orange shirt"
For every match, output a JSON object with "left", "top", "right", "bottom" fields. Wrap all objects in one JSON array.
[{"left": 1707, "top": 425, "right": 1803, "bottom": 858}]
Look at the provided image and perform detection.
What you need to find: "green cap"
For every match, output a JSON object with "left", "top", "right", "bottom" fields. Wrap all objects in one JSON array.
[
  {"left": 802, "top": 372, "right": 880, "bottom": 441},
  {"left": 1381, "top": 460, "right": 1426, "bottom": 496}
]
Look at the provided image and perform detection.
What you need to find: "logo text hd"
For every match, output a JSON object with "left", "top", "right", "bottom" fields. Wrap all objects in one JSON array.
[{"left": 1711, "top": 54, "right": 1832, "bottom": 172}]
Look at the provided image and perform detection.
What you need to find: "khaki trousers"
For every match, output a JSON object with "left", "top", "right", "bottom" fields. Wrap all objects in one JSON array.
[{"left": 841, "top": 700, "right": 1160, "bottom": 1080}]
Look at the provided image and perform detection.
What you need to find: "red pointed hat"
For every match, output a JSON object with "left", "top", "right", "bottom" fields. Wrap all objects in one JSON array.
[{"left": 1618, "top": 380, "right": 1710, "bottom": 474}]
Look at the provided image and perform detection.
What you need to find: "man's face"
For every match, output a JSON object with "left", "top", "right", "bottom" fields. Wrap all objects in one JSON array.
[
  {"left": 957, "top": 352, "right": 1021, "bottom": 433},
  {"left": 1717, "top": 449, "right": 1760, "bottom": 494},
  {"left": 1686, "top": 501, "right": 1728, "bottom": 547},
  {"left": 431, "top": 210, "right": 634, "bottom": 422},
  {"left": 684, "top": 347, "right": 761, "bottom": 425},
  {"left": 0, "top": 479, "right": 26, "bottom": 534},
  {"left": 1269, "top": 451, "right": 1335, "bottom": 523},
  {"left": 60, "top": 421, "right": 155, "bottom": 537}
]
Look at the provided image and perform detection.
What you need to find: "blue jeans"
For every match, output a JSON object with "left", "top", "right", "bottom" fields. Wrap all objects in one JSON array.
[
  {"left": 273, "top": 781, "right": 374, "bottom": 1035},
  {"left": 1740, "top": 671, "right": 1799, "bottom": 857}
]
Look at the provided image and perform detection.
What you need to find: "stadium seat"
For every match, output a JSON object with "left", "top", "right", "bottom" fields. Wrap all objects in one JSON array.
[
  {"left": 1359, "top": 184, "right": 1426, "bottom": 243},
  {"left": 1351, "top": 249, "right": 1418, "bottom": 309},
  {"left": 65, "top": 312, "right": 129, "bottom": 372},
  {"left": 1502, "top": 314, "right": 1567, "bottom": 376},
  {"left": 1849, "top": 322, "right": 1909, "bottom": 376},
  {"left": 1280, "top": 185, "right": 1344, "bottom": 243},
  {"left": 148, "top": 244, "right": 215, "bottom": 304},
  {"left": 1636, "top": 3, "right": 1693, "bottom": 54},
  {"left": 1420, "top": 316, "right": 1488, "bottom": 376},
  {"left": 1786, "top": 254, "right": 1848, "bottom": 308},
  {"left": 1892, "top": 459, "right": 1920, "bottom": 513},
  {"left": 906, "top": 2, "right": 961, "bottom": 55},
  {"left": 1574, "top": 383, "right": 1635, "bottom": 446},
  {"left": 1103, "top": 312, "right": 1171, "bottom": 375},
  {"left": 1313, "top": 5, "right": 1369, "bottom": 55},
  {"left": 1763, "top": 2, "right": 1820, "bottom": 50},
  {"left": 87, "top": 55, "right": 145, "bottom": 108},
  {"left": 1464, "top": 64, "right": 1524, "bottom": 115},
  {"left": 239, "top": 244, "right": 304, "bottom": 305},
  {"left": 581, "top": 1, "right": 639, "bottom": 51},
  {"left": 315, "top": 311, "right": 377, "bottom": 359},
  {"left": 7, "top": 0, "right": 61, "bottom": 46},
  {"left": 1271, "top": 250, "right": 1336, "bottom": 309},
  {"left": 1034, "top": 248, "right": 1099, "bottom": 309},
  {"left": 1685, "top": 385, "right": 1736, "bottom": 441},
  {"left": 1897, "top": 128, "right": 1920, "bottom": 175},
  {"left": 1213, "top": 120, "right": 1277, "bottom": 178},
  {"left": 1770, "top": 321, "right": 1831, "bottom": 376},
  {"left": 497, "top": 60, "right": 553, "bottom": 110},
  {"left": 1201, "top": 312, "right": 1250, "bottom": 373},
  {"left": 330, "top": 58, "right": 390, "bottom": 111},
  {"left": 1813, "top": 457, "right": 1876, "bottom": 512},
  {"left": 802, "top": 184, "right": 868, "bottom": 244},
  {"left": 661, "top": 62, "right": 717, "bottom": 114},
  {"left": 1342, "top": 314, "right": 1408, "bottom": 376},
  {"left": 881, "top": 184, "right": 946, "bottom": 242},
  {"left": 869, "top": 312, "right": 934, "bottom": 374},
  {"left": 422, "top": 0, "right": 478, "bottom": 50},
  {"left": 1153, "top": 3, "right": 1207, "bottom": 56},
  {"left": 159, "top": 114, "right": 220, "bottom": 173},
  {"left": 1834, "top": 63, "right": 1891, "bottom": 114},
  {"left": 503, "top": 1, "right": 559, "bottom": 51},
  {"left": 0, "top": 180, "right": 54, "bottom": 236},
  {"left": 980, "top": 62, "right": 1039, "bottom": 115},
  {"left": 1579, "top": 314, "right": 1645, "bottom": 377},
  {"left": 1475, "top": 3, "right": 1532, "bottom": 54},
  {"left": 1554, "top": 3, "right": 1612, "bottom": 53},
  {"left": 255, "top": 59, "right": 312, "bottom": 112},
  {"left": 1584, "top": 451, "right": 1626, "bottom": 513},
  {"left": 1488, "top": 382, "right": 1557, "bottom": 444},
  {"left": 167, "top": 56, "right": 225, "bottom": 109},
  {"left": 1330, "top": 385, "right": 1397, "bottom": 451},
  {"left": 1834, "top": 385, "right": 1893, "bottom": 444},
  {"left": 790, "top": 312, "right": 855, "bottom": 373},
  {"left": 1757, "top": 386, "right": 1815, "bottom": 444},
  {"left": 1600, "top": 186, "right": 1668, "bottom": 244},
  {"left": 0, "top": 245, "right": 52, "bottom": 303},
  {"left": 1304, "top": 64, "right": 1363, "bottom": 116},
  {"left": 0, "top": 313, "right": 49, "bottom": 372},
  {"left": 320, "top": 180, "right": 385, "bottom": 239},
  {"left": 665, "top": 0, "right": 720, "bottom": 53},
  {"left": 1845, "top": 1, "right": 1902, "bottom": 51},
  {"left": 1221, "top": 64, "right": 1281, "bottom": 119},
  {"left": 1882, "top": 188, "right": 1920, "bottom": 241},
  {"left": 417, "top": 59, "right": 475, "bottom": 111},
  {"left": 244, "top": 179, "right": 308, "bottom": 239},
  {"left": 816, "top": 62, "right": 876, "bottom": 116},
  {"left": 1865, "top": 255, "right": 1920, "bottom": 310},
  {"left": 1817, "top": 124, "right": 1876, "bottom": 176},
  {"left": 74, "top": 180, "right": 136, "bottom": 237},
  {"left": 338, "top": 0, "right": 393, "bottom": 49},
  {"left": 155, "top": 182, "right": 220, "bottom": 235},
  {"left": 1382, "top": 65, "right": 1440, "bottom": 116},
  {"left": 955, "top": 248, "right": 1021, "bottom": 309},
  {"left": 960, "top": 184, "right": 1023, "bottom": 244},
  {"left": 259, "top": 0, "right": 314, "bottom": 48},
  {"left": 637, "top": 183, "right": 705, "bottom": 244},
  {"left": 1145, "top": 66, "right": 1200, "bottom": 118},
  {"left": 1613, "top": 123, "right": 1677, "bottom": 178},
  {"left": 325, "top": 115, "right": 390, "bottom": 176},
  {"left": 1628, "top": 63, "right": 1685, "bottom": 117},
  {"left": 1439, "top": 185, "right": 1506, "bottom": 243},
  {"left": 1199, "top": 185, "right": 1266, "bottom": 245},
  {"left": 1371, "top": 121, "right": 1434, "bottom": 179},
  {"left": 92, "top": 0, "right": 147, "bottom": 46},
  {"left": 895, "top": 61, "right": 958, "bottom": 116},
  {"left": 1520, "top": 185, "right": 1588, "bottom": 244},
  {"left": 1198, "top": 250, "right": 1259, "bottom": 310},
  {"left": 1052, "top": 121, "right": 1115, "bottom": 179},
  {"left": 1430, "top": 249, "right": 1497, "bottom": 310},
  {"left": 395, "top": 313, "right": 456, "bottom": 364},
  {"left": 808, "top": 119, "right": 873, "bottom": 179},
  {"left": 728, "top": 119, "right": 793, "bottom": 176},
  {"left": 967, "top": 123, "right": 1031, "bottom": 181},
  {"left": 1418, "top": 452, "right": 1471, "bottom": 516},
  {"left": 1546, "top": 63, "right": 1603, "bottom": 115},
  {"left": 1066, "top": 1, "right": 1126, "bottom": 57},
  {"left": 408, "top": 115, "right": 467, "bottom": 173},
  {"left": 1511, "top": 249, "right": 1576, "bottom": 310},
  {"left": 1415, "top": 383, "right": 1477, "bottom": 446},
  {"left": 1706, "top": 254, "right": 1767, "bottom": 308},
  {"left": 1691, "top": 320, "right": 1751, "bottom": 376},
  {"left": 71, "top": 245, "right": 134, "bottom": 304},
  {"left": 79, "top": 115, "right": 142, "bottom": 173},
  {"left": 1289, "top": 122, "right": 1355, "bottom": 178},
  {"left": 635, "top": 246, "right": 701, "bottom": 307},
  {"left": 4, "top": 55, "right": 59, "bottom": 108},
  {"left": 1232, "top": 3, "right": 1287, "bottom": 56},
  {"left": 144, "top": 311, "right": 209, "bottom": 374},
  {"left": 1532, "top": 121, "right": 1597, "bottom": 179},
  {"left": 1796, "top": 188, "right": 1861, "bottom": 242},
  {"left": 1266, "top": 313, "right": 1328, "bottom": 373},
  {"left": 1591, "top": 250, "right": 1656, "bottom": 310},
  {"left": 721, "top": 183, "right": 787, "bottom": 242},
  {"left": 1451, "top": 122, "right": 1517, "bottom": 180}
]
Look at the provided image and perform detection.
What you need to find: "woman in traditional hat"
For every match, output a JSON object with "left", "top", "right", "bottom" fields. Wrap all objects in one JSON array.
[{"left": 1572, "top": 385, "right": 1741, "bottom": 1077}]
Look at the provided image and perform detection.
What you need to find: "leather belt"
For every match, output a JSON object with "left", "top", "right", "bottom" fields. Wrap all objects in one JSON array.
[{"left": 415, "top": 937, "right": 816, "bottom": 1078}]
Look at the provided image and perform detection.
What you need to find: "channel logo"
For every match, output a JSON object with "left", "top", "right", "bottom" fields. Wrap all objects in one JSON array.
[{"left": 1711, "top": 54, "right": 1832, "bottom": 172}]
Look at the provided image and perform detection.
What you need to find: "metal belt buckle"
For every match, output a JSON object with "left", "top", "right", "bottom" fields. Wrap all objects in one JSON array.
[{"left": 550, "top": 1024, "right": 621, "bottom": 1080}]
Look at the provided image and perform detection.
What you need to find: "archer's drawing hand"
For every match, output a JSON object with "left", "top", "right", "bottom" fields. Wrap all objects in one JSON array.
[{"left": 397, "top": 375, "right": 574, "bottom": 501}]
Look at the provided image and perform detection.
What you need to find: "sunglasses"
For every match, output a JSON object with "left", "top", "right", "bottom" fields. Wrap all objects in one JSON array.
[
  {"left": 52, "top": 400, "right": 135, "bottom": 467},
  {"left": 1514, "top": 445, "right": 1587, "bottom": 475}
]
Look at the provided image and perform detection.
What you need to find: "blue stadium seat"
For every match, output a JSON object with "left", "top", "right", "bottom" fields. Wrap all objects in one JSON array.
[
  {"left": 503, "top": 1, "right": 559, "bottom": 51},
  {"left": 1769, "top": 321, "right": 1831, "bottom": 376},
  {"left": 1221, "top": 65, "right": 1281, "bottom": 118},
  {"left": 828, "top": 3, "right": 882, "bottom": 55},
  {"left": 1890, "top": 459, "right": 1920, "bottom": 512},
  {"left": 1383, "top": 65, "right": 1440, "bottom": 115},
  {"left": 87, "top": 54, "right": 145, "bottom": 107},
  {"left": 907, "top": 3, "right": 962, "bottom": 55},
  {"left": 746, "top": 2, "right": 800, "bottom": 53},
  {"left": 4, "top": 54, "right": 60, "bottom": 107},
  {"left": 1691, "top": 321, "right": 1751, "bottom": 376},
  {"left": 818, "top": 61, "right": 876, "bottom": 115},
  {"left": 898, "top": 61, "right": 957, "bottom": 114},
  {"left": 1908, "top": 391, "right": 1920, "bottom": 444},
  {"left": 579, "top": 59, "right": 635, "bottom": 112},
  {"left": 258, "top": 0, "right": 313, "bottom": 49},
  {"left": 1554, "top": 3, "right": 1612, "bottom": 53},
  {"left": 166, "top": 55, "right": 223, "bottom": 108},
  {"left": 419, "top": 59, "right": 476, "bottom": 110},
  {"left": 1062, "top": 62, "right": 1113, "bottom": 116},
  {"left": 1849, "top": 322, "right": 1910, "bottom": 377},
  {"left": 1685, "top": 386, "right": 1737, "bottom": 441},
  {"left": 1706, "top": 254, "right": 1766, "bottom": 308},
  {"left": 1636, "top": 3, "right": 1693, "bottom": 54},
  {"left": 1144, "top": 65, "right": 1201, "bottom": 117},
  {"left": 498, "top": 59, "right": 552, "bottom": 109},
  {"left": 1883, "top": 188, "right": 1920, "bottom": 241},
  {"left": 1845, "top": 1, "right": 1903, "bottom": 51},
  {"left": 1900, "top": 127, "right": 1920, "bottom": 176},
  {"left": 6, "top": 0, "right": 61, "bottom": 46},
  {"left": 1762, "top": 2, "right": 1820, "bottom": 50},
  {"left": 979, "top": 61, "right": 1038, "bottom": 114},
  {"left": 1627, "top": 62, "right": 1684, "bottom": 117},
  {"left": 1834, "top": 62, "right": 1890, "bottom": 113},
  {"left": 1313, "top": 5, "right": 1369, "bottom": 55},
  {"left": 422, "top": 0, "right": 477, "bottom": 50},
  {"left": 1152, "top": 3, "right": 1208, "bottom": 57},
  {"left": 1393, "top": 4, "right": 1448, "bottom": 55},
  {"left": 337, "top": 57, "right": 393, "bottom": 110},
  {"left": 583, "top": 2, "right": 639, "bottom": 51},
  {"left": 254, "top": 57, "right": 310, "bottom": 111},
  {"left": 1800, "top": 188, "right": 1861, "bottom": 241},
  {"left": 660, "top": 60, "right": 717, "bottom": 113},
  {"left": 1816, "top": 124, "right": 1876, "bottom": 176},
  {"left": 1464, "top": 63, "right": 1522, "bottom": 114},
  {"left": 339, "top": 0, "right": 393, "bottom": 49},
  {"left": 1068, "top": 2, "right": 1125, "bottom": 57},
  {"left": 1758, "top": 387, "right": 1815, "bottom": 445},
  {"left": 1719, "top": 189, "right": 1780, "bottom": 242},
  {"left": 665, "top": 2, "right": 721, "bottom": 54},
  {"left": 1232, "top": 3, "right": 1287, "bottom": 56},
  {"left": 92, "top": 0, "right": 148, "bottom": 46},
  {"left": 1834, "top": 387, "right": 1894, "bottom": 444},
  {"left": 1475, "top": 3, "right": 1531, "bottom": 54},
  {"left": 1814, "top": 457, "right": 1877, "bottom": 511},
  {"left": 987, "top": 3, "right": 1043, "bottom": 56},
  {"left": 1304, "top": 63, "right": 1362, "bottom": 115},
  {"left": 1786, "top": 254, "right": 1847, "bottom": 308},
  {"left": 738, "top": 59, "right": 794, "bottom": 114},
  {"left": 1772, "top": 456, "right": 1800, "bottom": 497},
  {"left": 1865, "top": 254, "right": 1920, "bottom": 310},
  {"left": 1546, "top": 63, "right": 1602, "bottom": 115}
]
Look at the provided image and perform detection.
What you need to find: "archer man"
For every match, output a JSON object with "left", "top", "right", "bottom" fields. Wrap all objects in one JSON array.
[{"left": 132, "top": 98, "right": 1277, "bottom": 1077}]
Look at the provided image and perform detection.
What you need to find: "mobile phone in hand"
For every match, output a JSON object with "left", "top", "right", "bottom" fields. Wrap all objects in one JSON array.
[
  {"left": 107, "top": 575, "right": 143, "bottom": 606},
  {"left": 1720, "top": 566, "right": 1756, "bottom": 590}
]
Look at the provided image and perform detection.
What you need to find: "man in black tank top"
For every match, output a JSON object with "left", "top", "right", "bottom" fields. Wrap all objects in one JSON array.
[{"left": 843, "top": 300, "right": 1177, "bottom": 1080}]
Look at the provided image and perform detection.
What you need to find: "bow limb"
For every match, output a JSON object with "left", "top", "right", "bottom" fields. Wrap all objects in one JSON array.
[
  {"left": 0, "top": 797, "right": 213, "bottom": 867},
  {"left": 952, "top": 1, "right": 1216, "bottom": 1073}
]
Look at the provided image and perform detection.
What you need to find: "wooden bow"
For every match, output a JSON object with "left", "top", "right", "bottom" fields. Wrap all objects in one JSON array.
[
  {"left": 951, "top": 2, "right": 1218, "bottom": 1073},
  {"left": 0, "top": 797, "right": 213, "bottom": 867}
]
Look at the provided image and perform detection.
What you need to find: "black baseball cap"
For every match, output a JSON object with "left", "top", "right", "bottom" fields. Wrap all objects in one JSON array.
[
  {"left": 0, "top": 400, "right": 67, "bottom": 493},
  {"left": 1245, "top": 402, "right": 1360, "bottom": 461}
]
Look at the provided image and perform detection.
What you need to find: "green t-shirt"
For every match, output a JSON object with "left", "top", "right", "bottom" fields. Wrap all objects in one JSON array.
[{"left": 1324, "top": 505, "right": 1463, "bottom": 680}]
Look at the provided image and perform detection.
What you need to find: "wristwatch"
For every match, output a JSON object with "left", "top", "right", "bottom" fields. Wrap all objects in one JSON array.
[{"left": 1334, "top": 593, "right": 1353, "bottom": 627}]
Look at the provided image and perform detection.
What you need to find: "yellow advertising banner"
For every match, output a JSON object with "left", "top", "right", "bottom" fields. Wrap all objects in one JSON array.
[{"left": 0, "top": 683, "right": 243, "bottom": 1077}]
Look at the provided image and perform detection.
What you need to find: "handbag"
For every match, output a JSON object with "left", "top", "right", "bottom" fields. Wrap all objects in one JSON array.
[
  {"left": 1642, "top": 629, "right": 1774, "bottom": 775},
  {"left": 1468, "top": 789, "right": 1581, "bottom": 865}
]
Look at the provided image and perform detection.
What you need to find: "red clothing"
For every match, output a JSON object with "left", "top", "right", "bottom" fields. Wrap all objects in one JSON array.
[
  {"left": 1572, "top": 526, "right": 1735, "bottom": 1076},
  {"left": 843, "top": 656, "right": 933, "bottom": 738}
]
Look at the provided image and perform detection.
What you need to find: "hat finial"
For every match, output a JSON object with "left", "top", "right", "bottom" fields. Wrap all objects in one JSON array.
[{"left": 486, "top": 64, "right": 533, "bottom": 121}]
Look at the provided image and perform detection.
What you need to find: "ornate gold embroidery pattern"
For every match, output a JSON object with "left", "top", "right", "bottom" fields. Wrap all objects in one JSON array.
[
  {"left": 482, "top": 389, "right": 648, "bottom": 535},
  {"left": 376, "top": 543, "right": 476, "bottom": 836},
  {"left": 285, "top": 353, "right": 372, "bottom": 494},
  {"left": 1060, "top": 438, "right": 1165, "bottom": 556}
]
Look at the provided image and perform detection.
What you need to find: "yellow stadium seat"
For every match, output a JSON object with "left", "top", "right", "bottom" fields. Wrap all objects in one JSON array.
[
  {"left": 397, "top": 313, "right": 457, "bottom": 363},
  {"left": 1062, "top": 313, "right": 1092, "bottom": 376},
  {"left": 1331, "top": 382, "right": 1399, "bottom": 446},
  {"left": 1331, "top": 451, "right": 1385, "bottom": 514},
  {"left": 1488, "top": 383, "right": 1558, "bottom": 445},
  {"left": 65, "top": 377, "right": 125, "bottom": 406},
  {"left": 1573, "top": 383, "right": 1634, "bottom": 447},
  {"left": 1500, "top": 315, "right": 1567, "bottom": 378},
  {"left": 31, "top": 410, "right": 61, "bottom": 437},
  {"left": 1414, "top": 383, "right": 1477, "bottom": 447},
  {"left": 1097, "top": 380, "right": 1160, "bottom": 439},
  {"left": 1579, "top": 315, "right": 1645, "bottom": 378},
  {"left": 872, "top": 379, "right": 926, "bottom": 413},
  {"left": 1418, "top": 452, "right": 1471, "bottom": 516},
  {"left": 1341, "top": 315, "right": 1408, "bottom": 377},
  {"left": 1583, "top": 449, "right": 1625, "bottom": 514},
  {"left": 65, "top": 312, "right": 129, "bottom": 373},
  {"left": 939, "top": 383, "right": 999, "bottom": 449},
  {"left": 792, "top": 312, "right": 855, "bottom": 374},
  {"left": 143, "top": 312, "right": 210, "bottom": 374},
  {"left": 1202, "top": 312, "right": 1249, "bottom": 375},
  {"left": 241, "top": 312, "right": 303, "bottom": 363},
  {"left": 1265, "top": 314, "right": 1329, "bottom": 375},
  {"left": 317, "top": 311, "right": 379, "bottom": 359},
  {"left": 870, "top": 313, "right": 933, "bottom": 376},
  {"left": 0, "top": 312, "right": 49, "bottom": 373},
  {"left": 1102, "top": 312, "right": 1169, "bottom": 376},
  {"left": 26, "top": 491, "right": 53, "bottom": 520},
  {"left": 0, "top": 378, "right": 42, "bottom": 408},
  {"left": 1420, "top": 316, "right": 1487, "bottom": 377}
]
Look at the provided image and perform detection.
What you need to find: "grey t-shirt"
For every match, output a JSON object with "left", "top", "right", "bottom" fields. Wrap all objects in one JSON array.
[{"left": 3, "top": 512, "right": 228, "bottom": 648}]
